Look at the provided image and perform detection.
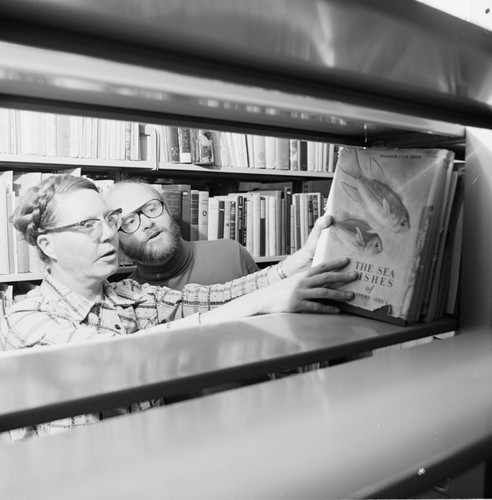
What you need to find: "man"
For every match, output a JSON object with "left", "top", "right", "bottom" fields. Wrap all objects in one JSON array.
[{"left": 104, "top": 181, "right": 259, "bottom": 289}]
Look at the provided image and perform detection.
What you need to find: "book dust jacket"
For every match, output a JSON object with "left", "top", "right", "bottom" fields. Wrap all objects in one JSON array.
[{"left": 313, "top": 147, "right": 454, "bottom": 324}]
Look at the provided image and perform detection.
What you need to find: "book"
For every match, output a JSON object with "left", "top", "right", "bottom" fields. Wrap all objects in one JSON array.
[
  {"left": 312, "top": 147, "right": 455, "bottom": 325},
  {"left": 252, "top": 135, "right": 266, "bottom": 169},
  {"left": 197, "top": 191, "right": 209, "bottom": 240},
  {"left": 211, "top": 131, "right": 232, "bottom": 167},
  {"left": 192, "top": 129, "right": 214, "bottom": 165},
  {"left": 207, "top": 197, "right": 220, "bottom": 241},
  {"left": 178, "top": 128, "right": 192, "bottom": 163},
  {"left": 158, "top": 189, "right": 182, "bottom": 229},
  {"left": 190, "top": 189, "right": 200, "bottom": 241},
  {"left": 0, "top": 172, "right": 11, "bottom": 274},
  {"left": 166, "top": 126, "right": 180, "bottom": 163},
  {"left": 12, "top": 171, "right": 43, "bottom": 273},
  {"left": 265, "top": 137, "right": 276, "bottom": 169},
  {"left": 275, "top": 138, "right": 290, "bottom": 170},
  {"left": 298, "top": 140, "right": 308, "bottom": 171},
  {"left": 289, "top": 139, "right": 299, "bottom": 171},
  {"left": 160, "top": 184, "right": 191, "bottom": 240}
]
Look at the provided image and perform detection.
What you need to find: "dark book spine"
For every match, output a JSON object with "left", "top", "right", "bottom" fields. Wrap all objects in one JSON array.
[
  {"left": 166, "top": 126, "right": 180, "bottom": 163},
  {"left": 230, "top": 200, "right": 236, "bottom": 240},
  {"left": 190, "top": 191, "right": 199, "bottom": 241},
  {"left": 218, "top": 200, "right": 225, "bottom": 239},
  {"left": 298, "top": 140, "right": 308, "bottom": 171},
  {"left": 259, "top": 196, "right": 266, "bottom": 256}
]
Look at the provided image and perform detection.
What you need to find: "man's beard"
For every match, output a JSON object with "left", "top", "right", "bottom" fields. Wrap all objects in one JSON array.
[{"left": 120, "top": 220, "right": 181, "bottom": 264}]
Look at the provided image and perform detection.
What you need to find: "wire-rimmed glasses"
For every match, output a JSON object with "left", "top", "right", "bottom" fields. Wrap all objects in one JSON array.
[{"left": 119, "top": 199, "right": 164, "bottom": 234}]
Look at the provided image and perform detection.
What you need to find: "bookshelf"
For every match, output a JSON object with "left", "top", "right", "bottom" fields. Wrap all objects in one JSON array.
[{"left": 0, "top": 0, "right": 491, "bottom": 496}]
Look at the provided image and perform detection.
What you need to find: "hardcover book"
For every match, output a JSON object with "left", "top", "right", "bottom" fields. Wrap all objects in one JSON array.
[
  {"left": 160, "top": 184, "right": 191, "bottom": 241},
  {"left": 312, "top": 147, "right": 455, "bottom": 325}
]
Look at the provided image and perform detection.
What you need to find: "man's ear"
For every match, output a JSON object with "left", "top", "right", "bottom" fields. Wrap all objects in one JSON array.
[{"left": 36, "top": 234, "right": 56, "bottom": 260}]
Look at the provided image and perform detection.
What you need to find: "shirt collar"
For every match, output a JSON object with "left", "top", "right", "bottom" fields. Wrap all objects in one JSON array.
[{"left": 40, "top": 272, "right": 143, "bottom": 322}]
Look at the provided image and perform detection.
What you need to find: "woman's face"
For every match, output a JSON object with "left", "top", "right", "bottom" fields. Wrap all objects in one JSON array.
[{"left": 42, "top": 189, "right": 120, "bottom": 283}]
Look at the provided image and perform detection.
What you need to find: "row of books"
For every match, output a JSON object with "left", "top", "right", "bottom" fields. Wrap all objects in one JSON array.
[
  {"left": 151, "top": 184, "right": 325, "bottom": 258},
  {"left": 151, "top": 125, "right": 338, "bottom": 173},
  {"left": 0, "top": 109, "right": 143, "bottom": 161},
  {"left": 312, "top": 147, "right": 464, "bottom": 325},
  {"left": 0, "top": 109, "right": 338, "bottom": 174}
]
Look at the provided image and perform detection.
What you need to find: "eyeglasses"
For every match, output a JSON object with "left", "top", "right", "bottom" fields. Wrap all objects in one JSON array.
[
  {"left": 43, "top": 209, "right": 122, "bottom": 239},
  {"left": 119, "top": 199, "right": 164, "bottom": 234}
]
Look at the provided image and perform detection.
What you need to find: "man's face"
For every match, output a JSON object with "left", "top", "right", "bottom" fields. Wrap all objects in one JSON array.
[{"left": 105, "top": 183, "right": 181, "bottom": 264}]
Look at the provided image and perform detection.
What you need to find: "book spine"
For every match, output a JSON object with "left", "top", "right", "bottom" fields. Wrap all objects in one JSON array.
[
  {"left": 178, "top": 128, "right": 192, "bottom": 163},
  {"left": 190, "top": 190, "right": 199, "bottom": 242},
  {"left": 289, "top": 139, "right": 299, "bottom": 171},
  {"left": 160, "top": 190, "right": 183, "bottom": 228},
  {"left": 196, "top": 130, "right": 214, "bottom": 165},
  {"left": 166, "top": 126, "right": 180, "bottom": 163},
  {"left": 217, "top": 200, "right": 225, "bottom": 239},
  {"left": 252, "top": 135, "right": 266, "bottom": 169},
  {"left": 298, "top": 141, "right": 308, "bottom": 171},
  {"left": 275, "top": 138, "right": 290, "bottom": 170},
  {"left": 207, "top": 197, "right": 219, "bottom": 241},
  {"left": 265, "top": 137, "right": 276, "bottom": 169}
]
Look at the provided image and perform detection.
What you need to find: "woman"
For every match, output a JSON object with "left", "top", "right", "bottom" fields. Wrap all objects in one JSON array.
[{"left": 0, "top": 175, "right": 356, "bottom": 439}]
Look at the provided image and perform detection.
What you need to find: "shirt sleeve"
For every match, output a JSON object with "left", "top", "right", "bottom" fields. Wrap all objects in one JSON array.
[
  {"left": 0, "top": 306, "right": 100, "bottom": 352},
  {"left": 146, "top": 265, "right": 271, "bottom": 322}
]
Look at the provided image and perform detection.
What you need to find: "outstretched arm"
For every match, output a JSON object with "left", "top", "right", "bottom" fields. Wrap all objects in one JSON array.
[{"left": 200, "top": 256, "right": 356, "bottom": 324}]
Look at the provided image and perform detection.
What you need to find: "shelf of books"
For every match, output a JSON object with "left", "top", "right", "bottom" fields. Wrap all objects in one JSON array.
[{"left": 0, "top": 109, "right": 338, "bottom": 319}]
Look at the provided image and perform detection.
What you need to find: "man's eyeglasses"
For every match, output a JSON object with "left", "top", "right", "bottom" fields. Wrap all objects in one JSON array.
[
  {"left": 43, "top": 209, "right": 122, "bottom": 240},
  {"left": 119, "top": 199, "right": 164, "bottom": 234}
]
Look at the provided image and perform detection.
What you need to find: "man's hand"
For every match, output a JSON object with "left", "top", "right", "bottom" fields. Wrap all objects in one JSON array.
[{"left": 281, "top": 212, "right": 334, "bottom": 277}]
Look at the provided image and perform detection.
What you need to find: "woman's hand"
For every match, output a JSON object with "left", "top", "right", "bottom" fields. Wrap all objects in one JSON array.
[
  {"left": 260, "top": 257, "right": 357, "bottom": 314},
  {"left": 280, "top": 212, "right": 333, "bottom": 277}
]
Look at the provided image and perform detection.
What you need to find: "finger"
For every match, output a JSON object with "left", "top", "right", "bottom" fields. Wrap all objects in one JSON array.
[
  {"left": 299, "top": 286, "right": 355, "bottom": 302},
  {"left": 305, "top": 270, "right": 358, "bottom": 288},
  {"left": 316, "top": 213, "right": 333, "bottom": 230},
  {"left": 308, "top": 258, "right": 351, "bottom": 275},
  {"left": 296, "top": 299, "right": 342, "bottom": 314}
]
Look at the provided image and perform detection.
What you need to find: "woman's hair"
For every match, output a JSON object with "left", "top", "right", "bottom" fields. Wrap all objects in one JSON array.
[{"left": 12, "top": 175, "right": 99, "bottom": 263}]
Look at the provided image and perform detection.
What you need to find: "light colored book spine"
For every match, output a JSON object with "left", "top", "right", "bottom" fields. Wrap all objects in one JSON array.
[
  {"left": 198, "top": 191, "right": 210, "bottom": 241},
  {"left": 289, "top": 139, "right": 299, "bottom": 171},
  {"left": 275, "top": 138, "right": 290, "bottom": 170},
  {"left": 207, "top": 197, "right": 219, "bottom": 241},
  {"left": 265, "top": 136, "right": 276, "bottom": 169},
  {"left": 252, "top": 135, "right": 266, "bottom": 169},
  {"left": 0, "top": 173, "right": 11, "bottom": 274}
]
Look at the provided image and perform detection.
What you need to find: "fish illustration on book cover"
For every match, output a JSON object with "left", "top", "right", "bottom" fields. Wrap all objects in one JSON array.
[{"left": 313, "top": 147, "right": 454, "bottom": 324}]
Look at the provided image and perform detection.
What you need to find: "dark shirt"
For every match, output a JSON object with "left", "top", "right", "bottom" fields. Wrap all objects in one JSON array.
[{"left": 129, "top": 238, "right": 259, "bottom": 289}]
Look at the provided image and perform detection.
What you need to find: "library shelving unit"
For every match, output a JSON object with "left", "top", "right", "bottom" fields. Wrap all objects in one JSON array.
[{"left": 0, "top": 0, "right": 492, "bottom": 497}]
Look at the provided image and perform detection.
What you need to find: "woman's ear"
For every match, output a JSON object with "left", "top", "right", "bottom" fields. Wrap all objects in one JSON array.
[{"left": 36, "top": 234, "right": 56, "bottom": 260}]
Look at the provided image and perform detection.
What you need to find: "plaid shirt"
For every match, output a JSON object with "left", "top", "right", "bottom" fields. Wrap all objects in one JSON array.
[{"left": 0, "top": 268, "right": 270, "bottom": 442}]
